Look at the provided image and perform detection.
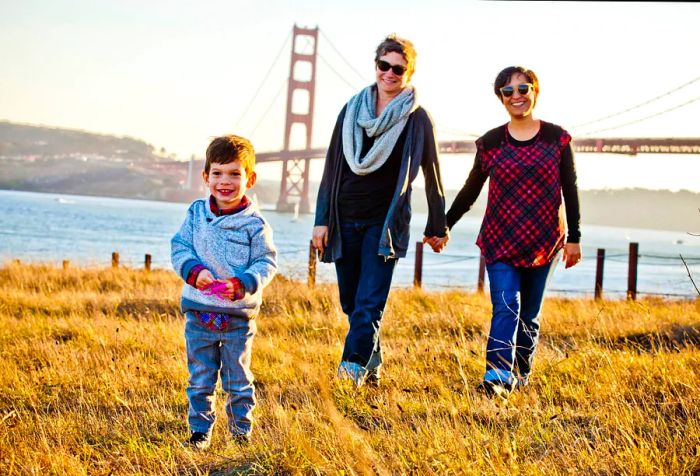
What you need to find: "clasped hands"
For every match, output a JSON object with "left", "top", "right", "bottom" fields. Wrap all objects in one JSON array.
[
  {"left": 314, "top": 225, "right": 450, "bottom": 254},
  {"left": 423, "top": 231, "right": 449, "bottom": 253}
]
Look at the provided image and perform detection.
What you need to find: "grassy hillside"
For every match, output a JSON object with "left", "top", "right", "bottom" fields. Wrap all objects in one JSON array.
[
  {"left": 0, "top": 121, "right": 157, "bottom": 159},
  {"left": 0, "top": 263, "right": 698, "bottom": 474}
]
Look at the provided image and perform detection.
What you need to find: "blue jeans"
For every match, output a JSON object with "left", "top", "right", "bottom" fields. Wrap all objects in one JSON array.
[
  {"left": 484, "top": 252, "right": 561, "bottom": 387},
  {"left": 335, "top": 221, "right": 397, "bottom": 372},
  {"left": 184, "top": 312, "right": 256, "bottom": 436}
]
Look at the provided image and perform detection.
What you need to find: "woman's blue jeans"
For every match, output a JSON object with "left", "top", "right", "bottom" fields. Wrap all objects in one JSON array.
[
  {"left": 334, "top": 221, "right": 397, "bottom": 373},
  {"left": 184, "top": 312, "right": 256, "bottom": 437},
  {"left": 484, "top": 252, "right": 560, "bottom": 387}
]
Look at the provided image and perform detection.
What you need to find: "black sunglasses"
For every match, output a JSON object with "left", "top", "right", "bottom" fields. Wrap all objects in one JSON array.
[
  {"left": 500, "top": 83, "right": 534, "bottom": 98},
  {"left": 376, "top": 59, "right": 407, "bottom": 76}
]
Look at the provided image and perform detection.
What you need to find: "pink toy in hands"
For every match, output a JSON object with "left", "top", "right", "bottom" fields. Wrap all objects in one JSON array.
[{"left": 201, "top": 281, "right": 230, "bottom": 300}]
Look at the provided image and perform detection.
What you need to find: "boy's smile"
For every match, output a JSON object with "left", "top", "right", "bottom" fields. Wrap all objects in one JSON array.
[{"left": 202, "top": 161, "right": 256, "bottom": 210}]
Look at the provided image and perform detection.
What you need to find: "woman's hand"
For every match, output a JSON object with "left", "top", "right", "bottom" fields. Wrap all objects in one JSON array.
[
  {"left": 312, "top": 226, "right": 329, "bottom": 252},
  {"left": 195, "top": 269, "right": 215, "bottom": 289},
  {"left": 423, "top": 232, "right": 449, "bottom": 253},
  {"left": 563, "top": 243, "right": 582, "bottom": 269}
]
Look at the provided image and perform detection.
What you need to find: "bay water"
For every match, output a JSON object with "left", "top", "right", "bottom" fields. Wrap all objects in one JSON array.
[{"left": 1, "top": 190, "right": 698, "bottom": 299}]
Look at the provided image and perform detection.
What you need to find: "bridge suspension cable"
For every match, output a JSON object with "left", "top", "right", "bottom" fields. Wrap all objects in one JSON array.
[
  {"left": 233, "top": 29, "right": 292, "bottom": 131},
  {"left": 296, "top": 33, "right": 365, "bottom": 92},
  {"left": 249, "top": 79, "right": 288, "bottom": 138},
  {"left": 572, "top": 74, "right": 700, "bottom": 129},
  {"left": 317, "top": 51, "right": 364, "bottom": 91},
  {"left": 319, "top": 29, "right": 368, "bottom": 86},
  {"left": 577, "top": 95, "right": 700, "bottom": 136}
]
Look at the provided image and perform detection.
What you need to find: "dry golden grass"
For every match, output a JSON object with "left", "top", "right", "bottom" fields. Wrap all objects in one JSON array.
[{"left": 1, "top": 261, "right": 699, "bottom": 475}]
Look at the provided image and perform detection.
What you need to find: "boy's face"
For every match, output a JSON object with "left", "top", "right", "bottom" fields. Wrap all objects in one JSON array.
[{"left": 202, "top": 160, "right": 256, "bottom": 210}]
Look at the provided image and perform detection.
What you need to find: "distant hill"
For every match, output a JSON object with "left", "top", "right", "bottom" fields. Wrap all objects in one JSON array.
[
  {"left": 0, "top": 121, "right": 159, "bottom": 160},
  {"left": 304, "top": 182, "right": 700, "bottom": 233},
  {"left": 1, "top": 121, "right": 698, "bottom": 233}
]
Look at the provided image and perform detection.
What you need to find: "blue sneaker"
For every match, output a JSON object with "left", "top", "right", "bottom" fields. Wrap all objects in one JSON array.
[{"left": 337, "top": 361, "right": 369, "bottom": 387}]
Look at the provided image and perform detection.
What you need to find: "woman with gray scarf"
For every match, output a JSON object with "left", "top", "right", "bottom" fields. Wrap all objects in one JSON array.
[{"left": 312, "top": 34, "right": 449, "bottom": 387}]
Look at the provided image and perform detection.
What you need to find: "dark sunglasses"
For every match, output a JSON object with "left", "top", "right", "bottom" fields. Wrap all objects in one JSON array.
[
  {"left": 500, "top": 83, "right": 534, "bottom": 97},
  {"left": 376, "top": 59, "right": 407, "bottom": 76}
]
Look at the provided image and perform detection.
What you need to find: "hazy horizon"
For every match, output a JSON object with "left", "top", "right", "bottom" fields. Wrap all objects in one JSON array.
[{"left": 2, "top": 2, "right": 700, "bottom": 193}]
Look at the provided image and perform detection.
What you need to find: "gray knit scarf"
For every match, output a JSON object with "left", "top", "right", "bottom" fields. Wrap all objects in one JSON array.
[{"left": 342, "top": 84, "right": 418, "bottom": 176}]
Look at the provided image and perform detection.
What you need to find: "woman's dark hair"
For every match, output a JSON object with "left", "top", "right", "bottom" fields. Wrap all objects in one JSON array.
[
  {"left": 374, "top": 34, "right": 417, "bottom": 80},
  {"left": 493, "top": 66, "right": 539, "bottom": 99}
]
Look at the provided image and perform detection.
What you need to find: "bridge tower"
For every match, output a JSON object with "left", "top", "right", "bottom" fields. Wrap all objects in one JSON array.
[{"left": 276, "top": 25, "right": 318, "bottom": 213}]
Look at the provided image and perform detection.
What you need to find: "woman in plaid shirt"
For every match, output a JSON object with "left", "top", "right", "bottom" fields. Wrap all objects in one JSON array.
[{"left": 443, "top": 66, "right": 582, "bottom": 398}]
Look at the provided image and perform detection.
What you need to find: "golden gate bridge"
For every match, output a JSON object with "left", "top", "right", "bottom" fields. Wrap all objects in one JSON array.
[{"left": 186, "top": 25, "right": 700, "bottom": 213}]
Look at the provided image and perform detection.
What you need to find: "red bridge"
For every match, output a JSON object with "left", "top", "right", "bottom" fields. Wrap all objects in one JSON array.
[{"left": 190, "top": 25, "right": 700, "bottom": 213}]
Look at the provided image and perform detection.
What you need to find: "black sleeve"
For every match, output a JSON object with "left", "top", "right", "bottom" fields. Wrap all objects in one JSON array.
[
  {"left": 418, "top": 110, "right": 448, "bottom": 238},
  {"left": 314, "top": 108, "right": 345, "bottom": 227},
  {"left": 445, "top": 152, "right": 488, "bottom": 229},
  {"left": 560, "top": 143, "right": 581, "bottom": 243}
]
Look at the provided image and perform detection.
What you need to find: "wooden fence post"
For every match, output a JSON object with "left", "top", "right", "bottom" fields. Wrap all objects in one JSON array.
[
  {"left": 627, "top": 242, "right": 639, "bottom": 301},
  {"left": 595, "top": 248, "right": 605, "bottom": 300},
  {"left": 477, "top": 254, "right": 486, "bottom": 294},
  {"left": 414, "top": 242, "right": 423, "bottom": 288},
  {"left": 112, "top": 252, "right": 119, "bottom": 268},
  {"left": 62, "top": 260, "right": 70, "bottom": 270},
  {"left": 307, "top": 240, "right": 316, "bottom": 288},
  {"left": 144, "top": 254, "right": 152, "bottom": 271}
]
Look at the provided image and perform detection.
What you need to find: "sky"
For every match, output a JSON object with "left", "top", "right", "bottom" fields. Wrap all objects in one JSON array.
[{"left": 1, "top": 1, "right": 700, "bottom": 192}]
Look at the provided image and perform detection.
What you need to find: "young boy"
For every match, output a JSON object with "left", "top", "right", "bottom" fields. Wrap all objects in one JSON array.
[{"left": 171, "top": 134, "right": 277, "bottom": 449}]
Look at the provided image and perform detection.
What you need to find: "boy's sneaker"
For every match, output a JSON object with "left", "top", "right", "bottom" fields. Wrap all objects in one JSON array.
[{"left": 184, "top": 431, "right": 211, "bottom": 450}]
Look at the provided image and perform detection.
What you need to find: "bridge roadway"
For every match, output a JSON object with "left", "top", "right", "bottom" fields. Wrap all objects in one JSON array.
[{"left": 256, "top": 137, "right": 700, "bottom": 163}]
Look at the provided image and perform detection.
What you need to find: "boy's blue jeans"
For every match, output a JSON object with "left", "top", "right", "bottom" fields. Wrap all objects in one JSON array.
[
  {"left": 334, "top": 221, "right": 397, "bottom": 374},
  {"left": 484, "top": 252, "right": 561, "bottom": 387},
  {"left": 184, "top": 312, "right": 256, "bottom": 437}
]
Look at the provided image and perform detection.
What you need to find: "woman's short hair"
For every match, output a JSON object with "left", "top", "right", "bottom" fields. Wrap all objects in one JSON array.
[
  {"left": 374, "top": 34, "right": 417, "bottom": 80},
  {"left": 493, "top": 66, "right": 540, "bottom": 99}
]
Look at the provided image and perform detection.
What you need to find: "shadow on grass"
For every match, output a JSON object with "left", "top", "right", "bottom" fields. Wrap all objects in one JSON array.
[
  {"left": 595, "top": 323, "right": 700, "bottom": 352},
  {"left": 115, "top": 298, "right": 180, "bottom": 319}
]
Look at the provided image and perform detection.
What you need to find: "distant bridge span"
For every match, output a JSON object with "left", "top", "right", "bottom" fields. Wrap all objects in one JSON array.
[
  {"left": 223, "top": 25, "right": 700, "bottom": 212},
  {"left": 256, "top": 137, "right": 700, "bottom": 164}
]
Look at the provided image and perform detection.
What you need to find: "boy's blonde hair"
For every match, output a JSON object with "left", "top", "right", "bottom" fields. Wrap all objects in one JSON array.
[{"left": 204, "top": 135, "right": 256, "bottom": 175}]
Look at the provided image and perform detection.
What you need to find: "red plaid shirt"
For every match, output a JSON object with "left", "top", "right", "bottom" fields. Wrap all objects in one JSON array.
[{"left": 475, "top": 123, "right": 571, "bottom": 267}]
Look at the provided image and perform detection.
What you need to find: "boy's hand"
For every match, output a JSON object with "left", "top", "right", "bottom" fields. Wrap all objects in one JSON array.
[
  {"left": 312, "top": 226, "right": 328, "bottom": 252},
  {"left": 201, "top": 278, "right": 245, "bottom": 301},
  {"left": 195, "top": 269, "right": 215, "bottom": 289},
  {"left": 226, "top": 278, "right": 246, "bottom": 301}
]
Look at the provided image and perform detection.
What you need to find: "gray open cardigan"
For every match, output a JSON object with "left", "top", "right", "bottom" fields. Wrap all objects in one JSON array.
[{"left": 314, "top": 103, "right": 449, "bottom": 263}]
